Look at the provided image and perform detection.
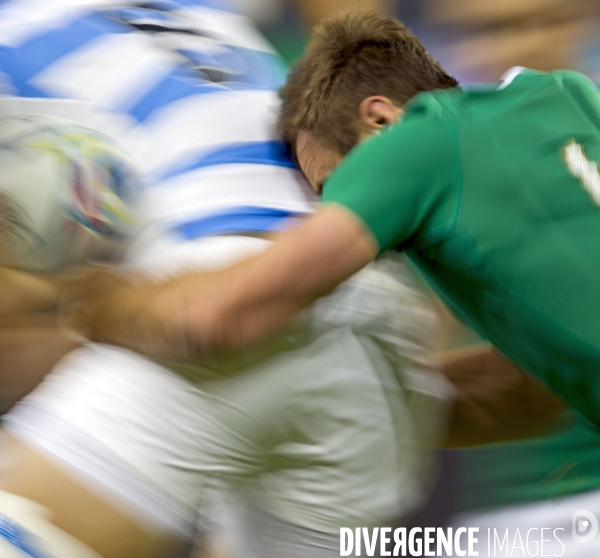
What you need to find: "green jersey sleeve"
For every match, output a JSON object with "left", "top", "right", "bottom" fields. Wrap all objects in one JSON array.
[{"left": 322, "top": 97, "right": 459, "bottom": 253}]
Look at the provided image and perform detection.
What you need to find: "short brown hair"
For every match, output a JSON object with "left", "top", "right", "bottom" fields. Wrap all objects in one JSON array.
[{"left": 278, "top": 11, "right": 458, "bottom": 156}]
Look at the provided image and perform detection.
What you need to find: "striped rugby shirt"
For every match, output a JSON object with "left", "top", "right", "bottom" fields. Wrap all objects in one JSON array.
[{"left": 0, "top": 0, "right": 317, "bottom": 238}]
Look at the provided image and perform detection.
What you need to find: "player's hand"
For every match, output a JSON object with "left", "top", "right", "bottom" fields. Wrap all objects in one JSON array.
[{"left": 58, "top": 266, "right": 190, "bottom": 360}]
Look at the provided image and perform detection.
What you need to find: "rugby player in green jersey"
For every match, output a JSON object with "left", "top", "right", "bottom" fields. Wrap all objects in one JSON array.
[{"left": 67, "top": 11, "right": 600, "bottom": 427}]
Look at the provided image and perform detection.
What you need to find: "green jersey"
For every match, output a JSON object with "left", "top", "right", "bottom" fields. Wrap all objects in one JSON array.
[
  {"left": 322, "top": 69, "right": 600, "bottom": 426},
  {"left": 455, "top": 422, "right": 600, "bottom": 512}
]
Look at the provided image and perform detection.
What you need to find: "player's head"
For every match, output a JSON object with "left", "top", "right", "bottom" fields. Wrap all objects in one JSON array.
[{"left": 278, "top": 10, "right": 458, "bottom": 193}]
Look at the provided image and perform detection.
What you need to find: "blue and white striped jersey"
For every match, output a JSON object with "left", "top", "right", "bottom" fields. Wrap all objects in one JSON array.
[{"left": 0, "top": 0, "right": 316, "bottom": 236}]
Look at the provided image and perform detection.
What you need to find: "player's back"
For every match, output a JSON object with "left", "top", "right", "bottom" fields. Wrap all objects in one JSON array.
[
  {"left": 412, "top": 69, "right": 600, "bottom": 423},
  {"left": 0, "top": 0, "right": 316, "bottom": 241}
]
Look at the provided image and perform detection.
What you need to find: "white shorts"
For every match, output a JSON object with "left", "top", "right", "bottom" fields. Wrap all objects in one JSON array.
[{"left": 3, "top": 235, "right": 447, "bottom": 543}]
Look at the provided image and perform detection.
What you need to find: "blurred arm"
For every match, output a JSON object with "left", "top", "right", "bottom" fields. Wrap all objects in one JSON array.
[
  {"left": 0, "top": 313, "right": 77, "bottom": 414},
  {"left": 0, "top": 268, "right": 76, "bottom": 414},
  {"left": 86, "top": 205, "right": 378, "bottom": 359},
  {"left": 441, "top": 345, "right": 569, "bottom": 448},
  {"left": 0, "top": 266, "right": 62, "bottom": 316}
]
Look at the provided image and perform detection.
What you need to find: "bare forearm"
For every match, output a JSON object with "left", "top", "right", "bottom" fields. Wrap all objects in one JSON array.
[
  {"left": 0, "top": 268, "right": 73, "bottom": 412},
  {"left": 0, "top": 314, "right": 77, "bottom": 414},
  {"left": 90, "top": 206, "right": 377, "bottom": 359},
  {"left": 86, "top": 271, "right": 307, "bottom": 359},
  {"left": 0, "top": 267, "right": 61, "bottom": 316},
  {"left": 441, "top": 345, "right": 568, "bottom": 448}
]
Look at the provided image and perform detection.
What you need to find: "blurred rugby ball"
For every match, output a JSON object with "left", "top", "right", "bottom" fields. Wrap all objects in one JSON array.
[{"left": 0, "top": 115, "right": 139, "bottom": 273}]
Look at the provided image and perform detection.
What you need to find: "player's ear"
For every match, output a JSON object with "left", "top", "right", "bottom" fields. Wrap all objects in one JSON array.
[{"left": 358, "top": 96, "right": 402, "bottom": 134}]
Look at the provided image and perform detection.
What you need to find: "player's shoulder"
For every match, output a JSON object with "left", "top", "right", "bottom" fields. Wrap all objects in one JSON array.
[
  {"left": 523, "top": 67, "right": 594, "bottom": 85},
  {"left": 335, "top": 104, "right": 454, "bottom": 186},
  {"left": 389, "top": 86, "right": 466, "bottom": 159},
  {"left": 546, "top": 69, "right": 600, "bottom": 103},
  {"left": 364, "top": 87, "right": 456, "bottom": 151},
  {"left": 358, "top": 89, "right": 459, "bottom": 178},
  {"left": 500, "top": 67, "right": 598, "bottom": 97},
  {"left": 330, "top": 87, "right": 458, "bottom": 187},
  {"left": 403, "top": 85, "right": 460, "bottom": 122},
  {"left": 502, "top": 68, "right": 600, "bottom": 123}
]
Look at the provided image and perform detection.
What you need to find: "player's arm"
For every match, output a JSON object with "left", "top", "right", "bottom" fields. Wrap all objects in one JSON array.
[
  {"left": 0, "top": 267, "right": 77, "bottom": 414},
  {"left": 0, "top": 266, "right": 62, "bottom": 315},
  {"left": 441, "top": 345, "right": 569, "bottom": 447},
  {"left": 67, "top": 205, "right": 377, "bottom": 359},
  {"left": 67, "top": 111, "right": 451, "bottom": 358},
  {"left": 0, "top": 313, "right": 77, "bottom": 414}
]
